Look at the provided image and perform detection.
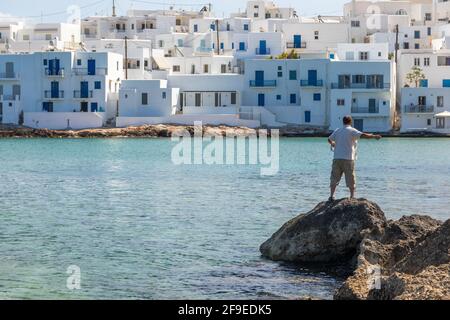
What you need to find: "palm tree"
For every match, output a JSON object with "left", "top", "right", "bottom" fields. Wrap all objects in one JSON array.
[{"left": 405, "top": 66, "right": 426, "bottom": 87}]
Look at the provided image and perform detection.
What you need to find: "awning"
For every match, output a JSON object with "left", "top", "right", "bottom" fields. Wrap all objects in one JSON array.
[
  {"left": 434, "top": 111, "right": 450, "bottom": 118},
  {"left": 152, "top": 55, "right": 170, "bottom": 70}
]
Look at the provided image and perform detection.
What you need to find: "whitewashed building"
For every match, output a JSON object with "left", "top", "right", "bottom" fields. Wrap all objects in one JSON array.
[{"left": 0, "top": 51, "right": 122, "bottom": 129}]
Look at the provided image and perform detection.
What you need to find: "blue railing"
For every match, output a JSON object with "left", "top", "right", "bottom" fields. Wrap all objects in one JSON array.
[
  {"left": 249, "top": 80, "right": 277, "bottom": 87},
  {"left": 331, "top": 83, "right": 390, "bottom": 89},
  {"left": 255, "top": 48, "right": 271, "bottom": 55},
  {"left": 300, "top": 80, "right": 324, "bottom": 87},
  {"left": 45, "top": 68, "right": 65, "bottom": 76}
]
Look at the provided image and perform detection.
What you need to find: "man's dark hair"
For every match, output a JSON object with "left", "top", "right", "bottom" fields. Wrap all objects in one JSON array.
[{"left": 343, "top": 116, "right": 353, "bottom": 125}]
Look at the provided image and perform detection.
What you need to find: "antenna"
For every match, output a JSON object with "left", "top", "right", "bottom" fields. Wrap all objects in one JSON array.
[{"left": 112, "top": 0, "right": 117, "bottom": 17}]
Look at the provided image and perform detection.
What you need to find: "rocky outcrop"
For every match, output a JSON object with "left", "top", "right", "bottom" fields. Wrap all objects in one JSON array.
[
  {"left": 0, "top": 124, "right": 257, "bottom": 138},
  {"left": 260, "top": 199, "right": 450, "bottom": 300}
]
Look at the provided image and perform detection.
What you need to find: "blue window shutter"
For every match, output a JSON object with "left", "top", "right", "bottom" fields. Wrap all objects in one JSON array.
[
  {"left": 194, "top": 25, "right": 198, "bottom": 32},
  {"left": 95, "top": 81, "right": 101, "bottom": 89},
  {"left": 91, "top": 102, "right": 98, "bottom": 112},
  {"left": 290, "top": 94, "right": 296, "bottom": 104},
  {"left": 313, "top": 93, "right": 321, "bottom": 101},
  {"left": 419, "top": 79, "right": 428, "bottom": 88},
  {"left": 443, "top": 79, "right": 450, "bottom": 88},
  {"left": 305, "top": 111, "right": 311, "bottom": 123}
]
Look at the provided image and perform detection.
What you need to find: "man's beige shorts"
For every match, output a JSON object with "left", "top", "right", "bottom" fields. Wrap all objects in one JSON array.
[{"left": 330, "top": 159, "right": 356, "bottom": 189}]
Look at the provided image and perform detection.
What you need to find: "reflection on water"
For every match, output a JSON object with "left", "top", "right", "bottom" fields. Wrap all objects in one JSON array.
[{"left": 0, "top": 138, "right": 449, "bottom": 299}]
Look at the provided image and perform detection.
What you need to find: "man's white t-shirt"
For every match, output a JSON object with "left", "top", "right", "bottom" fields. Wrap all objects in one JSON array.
[{"left": 329, "top": 125, "right": 363, "bottom": 161}]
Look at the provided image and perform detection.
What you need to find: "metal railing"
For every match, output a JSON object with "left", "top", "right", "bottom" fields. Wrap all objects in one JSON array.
[
  {"left": 45, "top": 68, "right": 65, "bottom": 77},
  {"left": 0, "top": 94, "right": 20, "bottom": 101},
  {"left": 404, "top": 105, "right": 434, "bottom": 113},
  {"left": 249, "top": 80, "right": 277, "bottom": 87},
  {"left": 73, "top": 68, "right": 107, "bottom": 76},
  {"left": 0, "top": 72, "right": 18, "bottom": 79},
  {"left": 286, "top": 42, "right": 307, "bottom": 49},
  {"left": 255, "top": 48, "right": 271, "bottom": 55},
  {"left": 73, "top": 90, "right": 93, "bottom": 99},
  {"left": 331, "top": 83, "right": 390, "bottom": 89},
  {"left": 351, "top": 106, "right": 380, "bottom": 113},
  {"left": 300, "top": 80, "right": 324, "bottom": 87},
  {"left": 44, "top": 90, "right": 65, "bottom": 99}
]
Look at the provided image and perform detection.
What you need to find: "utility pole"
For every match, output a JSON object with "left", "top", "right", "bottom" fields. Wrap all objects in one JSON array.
[
  {"left": 215, "top": 19, "right": 220, "bottom": 55},
  {"left": 112, "top": 0, "right": 117, "bottom": 17},
  {"left": 394, "top": 24, "right": 399, "bottom": 63},
  {"left": 124, "top": 36, "right": 128, "bottom": 80}
]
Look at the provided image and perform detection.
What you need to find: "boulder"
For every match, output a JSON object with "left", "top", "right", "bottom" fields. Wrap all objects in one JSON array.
[
  {"left": 260, "top": 199, "right": 387, "bottom": 263},
  {"left": 260, "top": 198, "right": 449, "bottom": 300}
]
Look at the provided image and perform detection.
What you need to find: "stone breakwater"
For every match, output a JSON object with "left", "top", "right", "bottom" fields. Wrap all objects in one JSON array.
[{"left": 260, "top": 199, "right": 450, "bottom": 300}]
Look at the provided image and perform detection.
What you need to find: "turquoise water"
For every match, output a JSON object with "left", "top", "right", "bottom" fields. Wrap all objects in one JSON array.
[{"left": 0, "top": 138, "right": 449, "bottom": 299}]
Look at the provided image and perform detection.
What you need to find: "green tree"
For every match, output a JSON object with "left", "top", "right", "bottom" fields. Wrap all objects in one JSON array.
[{"left": 405, "top": 66, "right": 425, "bottom": 87}]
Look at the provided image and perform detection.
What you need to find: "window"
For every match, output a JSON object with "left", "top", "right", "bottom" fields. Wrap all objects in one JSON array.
[
  {"left": 353, "top": 75, "right": 365, "bottom": 84},
  {"left": 173, "top": 65, "right": 181, "bottom": 72},
  {"left": 142, "top": 93, "right": 148, "bottom": 105},
  {"left": 415, "top": 43, "right": 420, "bottom": 49},
  {"left": 403, "top": 42, "right": 410, "bottom": 49},
  {"left": 378, "top": 52, "right": 382, "bottom": 57},
  {"left": 424, "top": 58, "right": 430, "bottom": 66},
  {"left": 193, "top": 24, "right": 198, "bottom": 32},
  {"left": 94, "top": 81, "right": 101, "bottom": 89},
  {"left": 351, "top": 21, "right": 360, "bottom": 27},
  {"left": 314, "top": 31, "right": 319, "bottom": 40},
  {"left": 276, "top": 95, "right": 281, "bottom": 100},
  {"left": 425, "top": 13, "right": 432, "bottom": 21},
  {"left": 254, "top": 13, "right": 259, "bottom": 18},
  {"left": 238, "top": 42, "right": 245, "bottom": 51},
  {"left": 158, "top": 40, "right": 164, "bottom": 48},
  {"left": 45, "top": 34, "right": 52, "bottom": 40},
  {"left": 203, "top": 64, "right": 209, "bottom": 73},
  {"left": 162, "top": 92, "right": 167, "bottom": 99},
  {"left": 289, "top": 70, "right": 297, "bottom": 80},
  {"left": 414, "top": 31, "right": 420, "bottom": 39},
  {"left": 277, "top": 71, "right": 283, "bottom": 77},
  {"left": 278, "top": 66, "right": 282, "bottom": 70},
  {"left": 414, "top": 58, "right": 420, "bottom": 66},
  {"left": 218, "top": 64, "right": 226, "bottom": 73},
  {"left": 359, "top": 52, "right": 369, "bottom": 60},
  {"left": 437, "top": 118, "right": 445, "bottom": 128},
  {"left": 195, "top": 93, "right": 201, "bottom": 107},
  {"left": 313, "top": 93, "right": 321, "bottom": 101},
  {"left": 290, "top": 94, "right": 297, "bottom": 104},
  {"left": 131, "top": 24, "right": 134, "bottom": 30},
  {"left": 77, "top": 59, "right": 82, "bottom": 66},
  {"left": 437, "top": 96, "right": 444, "bottom": 107},
  {"left": 337, "top": 99, "right": 345, "bottom": 106},
  {"left": 23, "top": 34, "right": 30, "bottom": 41},
  {"left": 427, "top": 119, "right": 432, "bottom": 126},
  {"left": 210, "top": 24, "right": 215, "bottom": 31},
  {"left": 43, "top": 59, "right": 48, "bottom": 66},
  {"left": 243, "top": 24, "right": 249, "bottom": 31},
  {"left": 231, "top": 92, "right": 237, "bottom": 105},
  {"left": 427, "top": 27, "right": 432, "bottom": 36}
]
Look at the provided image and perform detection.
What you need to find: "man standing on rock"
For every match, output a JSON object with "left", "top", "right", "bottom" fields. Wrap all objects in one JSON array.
[{"left": 328, "top": 116, "right": 381, "bottom": 200}]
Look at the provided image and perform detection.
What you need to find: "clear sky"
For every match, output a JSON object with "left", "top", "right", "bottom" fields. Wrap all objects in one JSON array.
[{"left": 0, "top": 0, "right": 348, "bottom": 22}]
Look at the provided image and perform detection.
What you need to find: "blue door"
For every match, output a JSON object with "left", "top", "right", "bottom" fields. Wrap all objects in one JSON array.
[
  {"left": 48, "top": 59, "right": 54, "bottom": 75},
  {"left": 88, "top": 59, "right": 96, "bottom": 75},
  {"left": 239, "top": 42, "right": 245, "bottom": 51},
  {"left": 255, "top": 71, "right": 264, "bottom": 86},
  {"left": 354, "top": 119, "right": 364, "bottom": 131},
  {"left": 293, "top": 35, "right": 301, "bottom": 48},
  {"left": 308, "top": 70, "right": 317, "bottom": 86},
  {"left": 304, "top": 111, "right": 311, "bottom": 123},
  {"left": 54, "top": 59, "right": 60, "bottom": 75},
  {"left": 259, "top": 40, "right": 267, "bottom": 55},
  {"left": 369, "top": 99, "right": 376, "bottom": 113},
  {"left": 91, "top": 102, "right": 98, "bottom": 112},
  {"left": 80, "top": 81, "right": 89, "bottom": 98},
  {"left": 258, "top": 93, "right": 265, "bottom": 107},
  {"left": 51, "top": 81, "right": 59, "bottom": 98}
]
